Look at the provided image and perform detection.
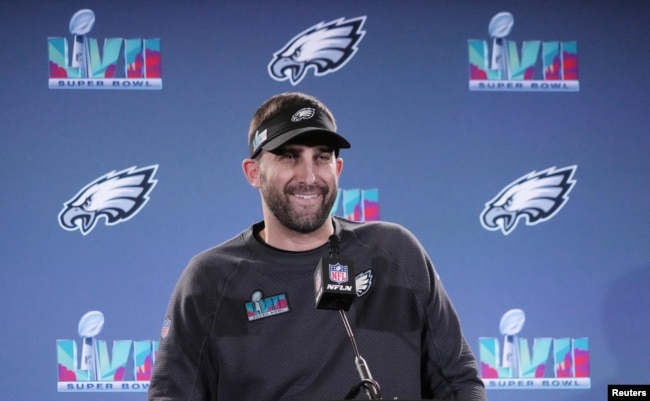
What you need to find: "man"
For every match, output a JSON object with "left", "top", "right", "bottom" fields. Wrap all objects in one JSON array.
[{"left": 148, "top": 92, "right": 487, "bottom": 400}]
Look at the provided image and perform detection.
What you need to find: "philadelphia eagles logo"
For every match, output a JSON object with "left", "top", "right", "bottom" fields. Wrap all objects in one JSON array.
[
  {"left": 480, "top": 165, "right": 577, "bottom": 235},
  {"left": 268, "top": 16, "right": 367, "bottom": 86},
  {"left": 58, "top": 165, "right": 158, "bottom": 235},
  {"left": 291, "top": 108, "right": 315, "bottom": 122},
  {"left": 355, "top": 269, "right": 373, "bottom": 297}
]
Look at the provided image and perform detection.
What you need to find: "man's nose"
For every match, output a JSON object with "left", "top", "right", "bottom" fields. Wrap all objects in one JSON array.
[{"left": 296, "top": 159, "right": 317, "bottom": 185}]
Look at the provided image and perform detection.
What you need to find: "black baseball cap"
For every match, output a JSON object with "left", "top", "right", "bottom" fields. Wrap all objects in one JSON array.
[{"left": 249, "top": 106, "right": 351, "bottom": 158}]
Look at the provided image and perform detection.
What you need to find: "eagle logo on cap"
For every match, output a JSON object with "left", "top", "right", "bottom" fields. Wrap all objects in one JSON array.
[
  {"left": 268, "top": 16, "right": 367, "bottom": 86},
  {"left": 480, "top": 165, "right": 577, "bottom": 235},
  {"left": 291, "top": 108, "right": 315, "bottom": 122}
]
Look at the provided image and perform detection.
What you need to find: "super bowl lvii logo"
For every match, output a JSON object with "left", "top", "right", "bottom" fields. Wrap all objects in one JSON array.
[
  {"left": 56, "top": 311, "right": 158, "bottom": 392},
  {"left": 468, "top": 12, "right": 579, "bottom": 92},
  {"left": 479, "top": 309, "right": 591, "bottom": 389},
  {"left": 331, "top": 188, "right": 379, "bottom": 222},
  {"left": 48, "top": 9, "right": 162, "bottom": 90}
]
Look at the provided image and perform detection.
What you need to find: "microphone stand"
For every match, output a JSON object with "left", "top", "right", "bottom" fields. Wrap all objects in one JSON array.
[
  {"left": 323, "top": 234, "right": 381, "bottom": 399},
  {"left": 339, "top": 309, "right": 381, "bottom": 400}
]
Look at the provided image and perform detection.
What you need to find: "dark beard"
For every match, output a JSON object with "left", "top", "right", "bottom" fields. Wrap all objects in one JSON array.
[{"left": 261, "top": 177, "right": 336, "bottom": 234}]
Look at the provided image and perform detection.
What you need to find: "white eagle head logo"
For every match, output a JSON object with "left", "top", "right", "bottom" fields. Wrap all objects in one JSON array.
[
  {"left": 480, "top": 165, "right": 577, "bottom": 235},
  {"left": 268, "top": 16, "right": 367, "bottom": 86},
  {"left": 291, "top": 107, "right": 315, "bottom": 122},
  {"left": 58, "top": 165, "right": 158, "bottom": 235}
]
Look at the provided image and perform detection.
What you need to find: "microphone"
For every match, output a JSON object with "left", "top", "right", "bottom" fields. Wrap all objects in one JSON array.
[
  {"left": 314, "top": 235, "right": 382, "bottom": 400},
  {"left": 314, "top": 235, "right": 356, "bottom": 311}
]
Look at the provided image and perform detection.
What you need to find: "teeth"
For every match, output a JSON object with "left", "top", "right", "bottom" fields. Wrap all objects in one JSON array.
[{"left": 295, "top": 194, "right": 317, "bottom": 199}]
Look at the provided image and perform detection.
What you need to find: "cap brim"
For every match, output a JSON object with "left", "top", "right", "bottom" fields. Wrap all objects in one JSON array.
[{"left": 261, "top": 127, "right": 351, "bottom": 153}]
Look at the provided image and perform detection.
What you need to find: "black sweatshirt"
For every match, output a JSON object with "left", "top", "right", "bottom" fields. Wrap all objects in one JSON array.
[{"left": 148, "top": 217, "right": 487, "bottom": 401}]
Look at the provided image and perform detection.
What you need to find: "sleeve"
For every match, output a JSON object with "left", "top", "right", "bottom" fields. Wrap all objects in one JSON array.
[
  {"left": 147, "top": 259, "right": 219, "bottom": 401},
  {"left": 394, "top": 226, "right": 487, "bottom": 400},
  {"left": 420, "top": 258, "right": 487, "bottom": 400}
]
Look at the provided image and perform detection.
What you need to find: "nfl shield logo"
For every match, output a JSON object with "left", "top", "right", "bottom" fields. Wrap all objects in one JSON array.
[{"left": 329, "top": 263, "right": 349, "bottom": 284}]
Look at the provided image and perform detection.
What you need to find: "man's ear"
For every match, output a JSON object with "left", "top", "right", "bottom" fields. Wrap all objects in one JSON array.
[{"left": 242, "top": 158, "right": 260, "bottom": 188}]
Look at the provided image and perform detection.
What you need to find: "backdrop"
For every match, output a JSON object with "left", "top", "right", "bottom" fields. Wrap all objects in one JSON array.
[{"left": 1, "top": 1, "right": 649, "bottom": 400}]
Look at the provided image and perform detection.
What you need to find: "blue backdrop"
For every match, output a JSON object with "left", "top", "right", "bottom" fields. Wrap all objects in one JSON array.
[{"left": 1, "top": 1, "right": 649, "bottom": 400}]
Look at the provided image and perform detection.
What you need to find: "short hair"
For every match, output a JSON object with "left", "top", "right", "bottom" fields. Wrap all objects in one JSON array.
[{"left": 247, "top": 92, "right": 337, "bottom": 149}]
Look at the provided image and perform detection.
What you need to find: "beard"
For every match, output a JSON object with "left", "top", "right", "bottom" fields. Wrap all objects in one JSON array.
[{"left": 260, "top": 174, "right": 337, "bottom": 234}]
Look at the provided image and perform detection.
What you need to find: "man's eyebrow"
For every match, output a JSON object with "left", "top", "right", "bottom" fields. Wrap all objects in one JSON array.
[{"left": 271, "top": 145, "right": 300, "bottom": 154}]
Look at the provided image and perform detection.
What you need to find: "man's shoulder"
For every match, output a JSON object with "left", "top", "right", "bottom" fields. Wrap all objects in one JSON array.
[
  {"left": 190, "top": 227, "right": 252, "bottom": 266},
  {"left": 336, "top": 216, "right": 411, "bottom": 233},
  {"left": 335, "top": 217, "right": 417, "bottom": 244}
]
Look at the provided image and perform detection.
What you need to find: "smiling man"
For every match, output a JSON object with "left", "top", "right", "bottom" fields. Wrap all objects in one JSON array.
[
  {"left": 148, "top": 92, "right": 487, "bottom": 401},
  {"left": 242, "top": 94, "right": 348, "bottom": 251}
]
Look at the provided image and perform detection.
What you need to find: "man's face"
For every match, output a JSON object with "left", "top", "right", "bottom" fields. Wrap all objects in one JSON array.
[{"left": 257, "top": 143, "right": 342, "bottom": 234}]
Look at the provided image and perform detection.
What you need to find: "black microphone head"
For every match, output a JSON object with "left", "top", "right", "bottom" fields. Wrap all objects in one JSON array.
[
  {"left": 328, "top": 234, "right": 340, "bottom": 256},
  {"left": 315, "top": 257, "right": 356, "bottom": 311}
]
